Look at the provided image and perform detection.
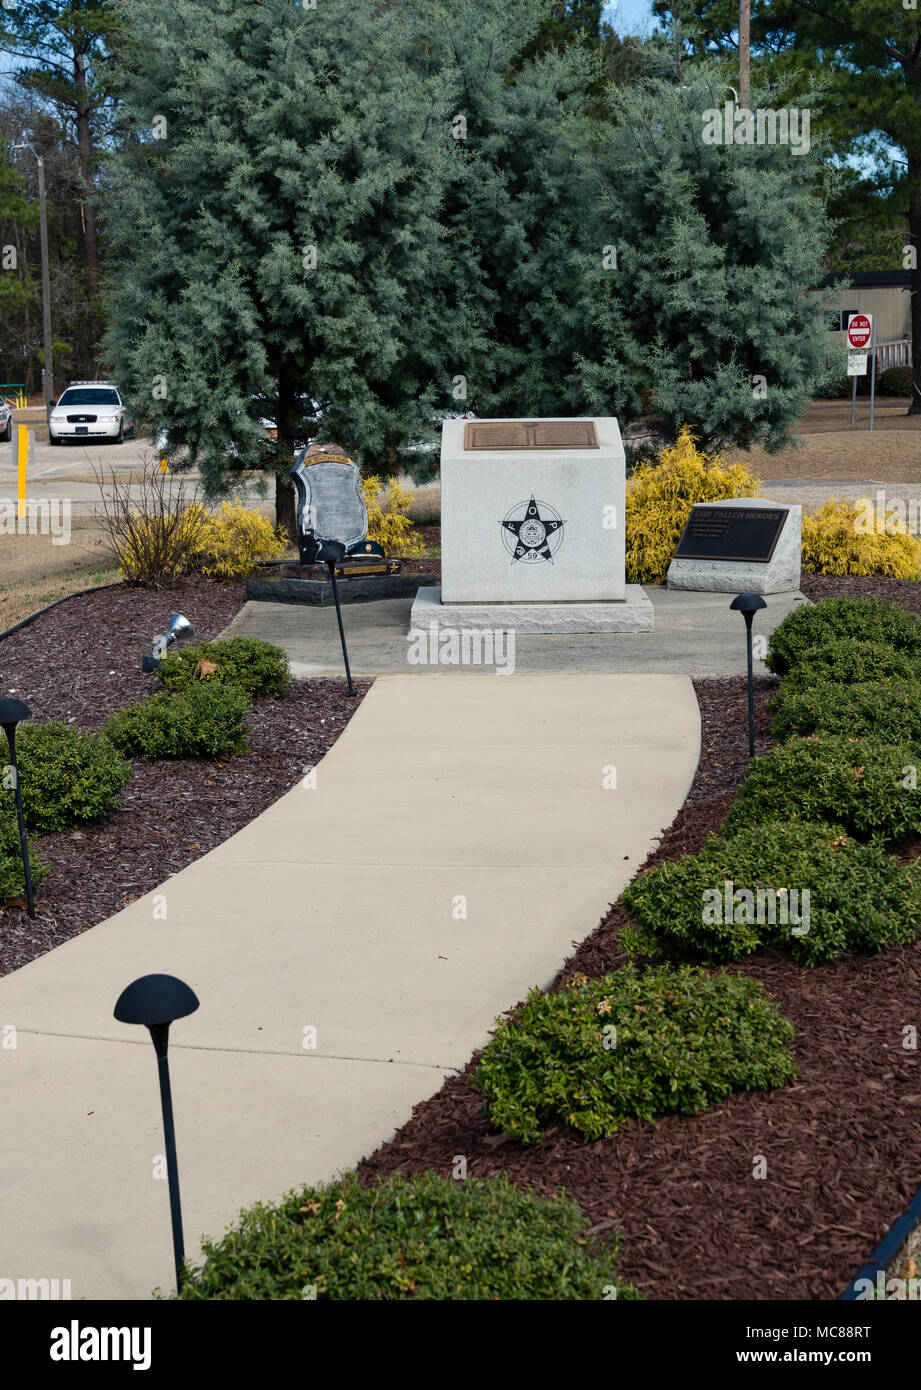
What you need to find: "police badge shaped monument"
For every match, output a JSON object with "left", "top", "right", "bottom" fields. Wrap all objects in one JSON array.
[
  {"left": 244, "top": 442, "right": 436, "bottom": 606},
  {"left": 290, "top": 442, "right": 396, "bottom": 576},
  {"left": 410, "top": 418, "right": 654, "bottom": 634}
]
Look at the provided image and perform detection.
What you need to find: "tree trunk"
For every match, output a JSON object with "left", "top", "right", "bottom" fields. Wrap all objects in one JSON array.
[
  {"left": 274, "top": 366, "right": 300, "bottom": 538},
  {"left": 909, "top": 168, "right": 921, "bottom": 415},
  {"left": 73, "top": 41, "right": 101, "bottom": 360}
]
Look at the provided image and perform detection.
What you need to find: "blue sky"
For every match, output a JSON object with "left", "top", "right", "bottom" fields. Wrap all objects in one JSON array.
[{"left": 604, "top": 0, "right": 662, "bottom": 37}]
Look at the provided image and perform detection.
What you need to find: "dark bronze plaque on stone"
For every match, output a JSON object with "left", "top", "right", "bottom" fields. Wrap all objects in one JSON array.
[
  {"left": 464, "top": 420, "right": 599, "bottom": 451},
  {"left": 674, "top": 505, "right": 789, "bottom": 562}
]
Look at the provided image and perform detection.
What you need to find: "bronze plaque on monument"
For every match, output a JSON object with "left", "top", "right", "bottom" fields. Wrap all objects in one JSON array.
[
  {"left": 464, "top": 420, "right": 599, "bottom": 451},
  {"left": 674, "top": 505, "right": 789, "bottom": 562}
]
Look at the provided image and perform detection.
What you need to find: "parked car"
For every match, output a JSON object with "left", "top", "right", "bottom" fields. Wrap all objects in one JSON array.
[
  {"left": 48, "top": 381, "right": 132, "bottom": 445},
  {"left": 0, "top": 397, "right": 12, "bottom": 442}
]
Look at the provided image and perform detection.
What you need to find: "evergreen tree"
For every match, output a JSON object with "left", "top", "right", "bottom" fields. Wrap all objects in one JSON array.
[
  {"left": 103, "top": 0, "right": 835, "bottom": 513},
  {"left": 655, "top": 0, "right": 921, "bottom": 412},
  {"left": 102, "top": 0, "right": 494, "bottom": 523},
  {"left": 0, "top": 1, "right": 124, "bottom": 355},
  {"left": 577, "top": 61, "right": 836, "bottom": 452}
]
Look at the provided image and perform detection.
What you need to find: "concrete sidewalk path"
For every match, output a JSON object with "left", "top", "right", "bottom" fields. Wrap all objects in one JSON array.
[{"left": 0, "top": 673, "right": 700, "bottom": 1299}]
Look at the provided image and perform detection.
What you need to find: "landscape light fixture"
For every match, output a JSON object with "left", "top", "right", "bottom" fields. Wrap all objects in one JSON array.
[
  {"left": 0, "top": 697, "right": 35, "bottom": 919},
  {"left": 113, "top": 973, "right": 200, "bottom": 1293},
  {"left": 730, "top": 593, "right": 767, "bottom": 758},
  {"left": 142, "top": 612, "right": 195, "bottom": 673},
  {"left": 313, "top": 539, "right": 358, "bottom": 696}
]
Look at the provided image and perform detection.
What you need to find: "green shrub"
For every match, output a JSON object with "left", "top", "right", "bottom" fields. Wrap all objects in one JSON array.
[
  {"left": 877, "top": 365, "right": 913, "bottom": 398},
  {"left": 0, "top": 805, "right": 50, "bottom": 905},
  {"left": 159, "top": 637, "right": 291, "bottom": 698},
  {"left": 621, "top": 822, "right": 921, "bottom": 967},
  {"left": 771, "top": 680, "right": 921, "bottom": 745},
  {"left": 766, "top": 597, "right": 921, "bottom": 676},
  {"left": 106, "top": 683, "right": 249, "bottom": 758},
  {"left": 176, "top": 1170, "right": 641, "bottom": 1301},
  {"left": 470, "top": 965, "right": 796, "bottom": 1144},
  {"left": 3, "top": 722, "right": 131, "bottom": 833},
  {"left": 780, "top": 639, "right": 921, "bottom": 690},
  {"left": 725, "top": 735, "right": 921, "bottom": 842}
]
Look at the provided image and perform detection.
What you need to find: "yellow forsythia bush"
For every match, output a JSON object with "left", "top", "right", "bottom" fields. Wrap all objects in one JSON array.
[
  {"left": 194, "top": 498, "right": 288, "bottom": 581},
  {"left": 801, "top": 498, "right": 921, "bottom": 579},
  {"left": 116, "top": 502, "right": 212, "bottom": 584},
  {"left": 361, "top": 475, "right": 424, "bottom": 558},
  {"left": 625, "top": 426, "right": 762, "bottom": 583}
]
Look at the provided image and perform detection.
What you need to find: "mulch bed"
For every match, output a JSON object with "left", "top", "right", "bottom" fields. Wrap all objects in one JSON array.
[
  {"left": 0, "top": 578, "right": 368, "bottom": 976},
  {"left": 357, "top": 601, "right": 921, "bottom": 1301},
  {"left": 800, "top": 572, "right": 921, "bottom": 615}
]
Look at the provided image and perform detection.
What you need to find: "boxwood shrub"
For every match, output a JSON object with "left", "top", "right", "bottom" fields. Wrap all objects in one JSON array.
[
  {"left": 159, "top": 637, "right": 291, "bottom": 698},
  {"left": 771, "top": 680, "right": 921, "bottom": 745},
  {"left": 766, "top": 596, "right": 921, "bottom": 676},
  {"left": 176, "top": 1170, "right": 641, "bottom": 1301},
  {"left": 7, "top": 721, "right": 130, "bottom": 832},
  {"left": 621, "top": 822, "right": 921, "bottom": 966},
  {"left": 779, "top": 639, "right": 921, "bottom": 690},
  {"left": 725, "top": 735, "right": 921, "bottom": 842},
  {"left": 470, "top": 965, "right": 796, "bottom": 1144},
  {"left": 106, "top": 683, "right": 249, "bottom": 758},
  {"left": 0, "top": 805, "right": 49, "bottom": 905}
]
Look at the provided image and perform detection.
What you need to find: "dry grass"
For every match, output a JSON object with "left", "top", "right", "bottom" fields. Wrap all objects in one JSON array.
[
  {"left": 0, "top": 522, "right": 121, "bottom": 630},
  {"left": 727, "top": 399, "right": 921, "bottom": 480}
]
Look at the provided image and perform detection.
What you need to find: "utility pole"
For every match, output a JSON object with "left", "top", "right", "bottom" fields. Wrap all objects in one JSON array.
[
  {"left": 13, "top": 144, "right": 54, "bottom": 419},
  {"left": 739, "top": 0, "right": 751, "bottom": 106}
]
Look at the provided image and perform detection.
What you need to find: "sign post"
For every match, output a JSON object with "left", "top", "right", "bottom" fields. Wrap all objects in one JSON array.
[{"left": 847, "top": 314, "right": 874, "bottom": 431}]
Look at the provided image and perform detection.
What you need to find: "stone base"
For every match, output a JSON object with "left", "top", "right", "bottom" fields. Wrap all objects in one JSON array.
[
  {"left": 666, "top": 560, "right": 800, "bottom": 595},
  {"left": 247, "top": 572, "right": 436, "bottom": 607},
  {"left": 409, "top": 585, "right": 655, "bottom": 634}
]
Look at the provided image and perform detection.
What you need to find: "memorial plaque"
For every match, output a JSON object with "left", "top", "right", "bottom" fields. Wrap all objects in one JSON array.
[
  {"left": 674, "top": 505, "right": 789, "bottom": 563},
  {"left": 290, "top": 447, "right": 367, "bottom": 551},
  {"left": 464, "top": 420, "right": 599, "bottom": 451}
]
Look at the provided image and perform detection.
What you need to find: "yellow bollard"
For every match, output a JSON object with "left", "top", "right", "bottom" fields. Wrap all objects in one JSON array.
[
  {"left": 160, "top": 457, "right": 169, "bottom": 474},
  {"left": 17, "top": 424, "right": 27, "bottom": 520}
]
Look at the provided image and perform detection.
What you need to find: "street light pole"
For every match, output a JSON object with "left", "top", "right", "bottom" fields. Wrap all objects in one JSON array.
[{"left": 12, "top": 144, "right": 54, "bottom": 420}]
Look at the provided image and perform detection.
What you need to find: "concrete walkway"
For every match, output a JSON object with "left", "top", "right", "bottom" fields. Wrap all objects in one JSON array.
[
  {"left": 0, "top": 673, "right": 699, "bottom": 1300},
  {"left": 224, "top": 584, "right": 808, "bottom": 678}
]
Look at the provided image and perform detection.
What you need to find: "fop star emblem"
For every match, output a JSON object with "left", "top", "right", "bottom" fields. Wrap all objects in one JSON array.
[{"left": 500, "top": 496, "right": 565, "bottom": 564}]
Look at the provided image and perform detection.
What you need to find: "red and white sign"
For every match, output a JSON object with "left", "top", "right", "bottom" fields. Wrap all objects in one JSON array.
[{"left": 847, "top": 313, "right": 873, "bottom": 349}]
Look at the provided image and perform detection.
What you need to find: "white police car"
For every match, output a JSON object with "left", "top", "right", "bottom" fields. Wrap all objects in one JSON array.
[{"left": 49, "top": 381, "right": 131, "bottom": 445}]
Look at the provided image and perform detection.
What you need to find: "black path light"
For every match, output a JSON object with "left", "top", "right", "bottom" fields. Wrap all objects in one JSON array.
[
  {"left": 730, "top": 593, "right": 767, "bottom": 758},
  {"left": 114, "top": 974, "right": 200, "bottom": 1293},
  {"left": 313, "top": 539, "right": 358, "bottom": 696},
  {"left": 0, "top": 697, "right": 35, "bottom": 919}
]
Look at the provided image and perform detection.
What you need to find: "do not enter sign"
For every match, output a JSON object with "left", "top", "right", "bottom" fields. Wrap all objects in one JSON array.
[{"left": 847, "top": 313, "right": 873, "bottom": 349}]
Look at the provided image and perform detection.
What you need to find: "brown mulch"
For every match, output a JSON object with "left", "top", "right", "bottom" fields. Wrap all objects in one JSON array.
[
  {"left": 0, "top": 579, "right": 368, "bottom": 975},
  {"left": 357, "top": 629, "right": 921, "bottom": 1300},
  {"left": 800, "top": 572, "right": 921, "bottom": 615}
]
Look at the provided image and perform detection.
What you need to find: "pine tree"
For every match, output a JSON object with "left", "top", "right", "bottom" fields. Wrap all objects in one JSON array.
[
  {"left": 102, "top": 0, "right": 488, "bottom": 526},
  {"left": 576, "top": 60, "right": 836, "bottom": 452}
]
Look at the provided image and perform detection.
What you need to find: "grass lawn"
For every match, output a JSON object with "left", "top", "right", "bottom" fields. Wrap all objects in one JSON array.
[
  {"left": 0, "top": 522, "right": 120, "bottom": 630},
  {"left": 727, "top": 398, "right": 921, "bottom": 480}
]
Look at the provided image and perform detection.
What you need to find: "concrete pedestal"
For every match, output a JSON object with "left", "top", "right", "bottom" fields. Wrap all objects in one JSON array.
[{"left": 410, "top": 584, "right": 654, "bottom": 634}]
